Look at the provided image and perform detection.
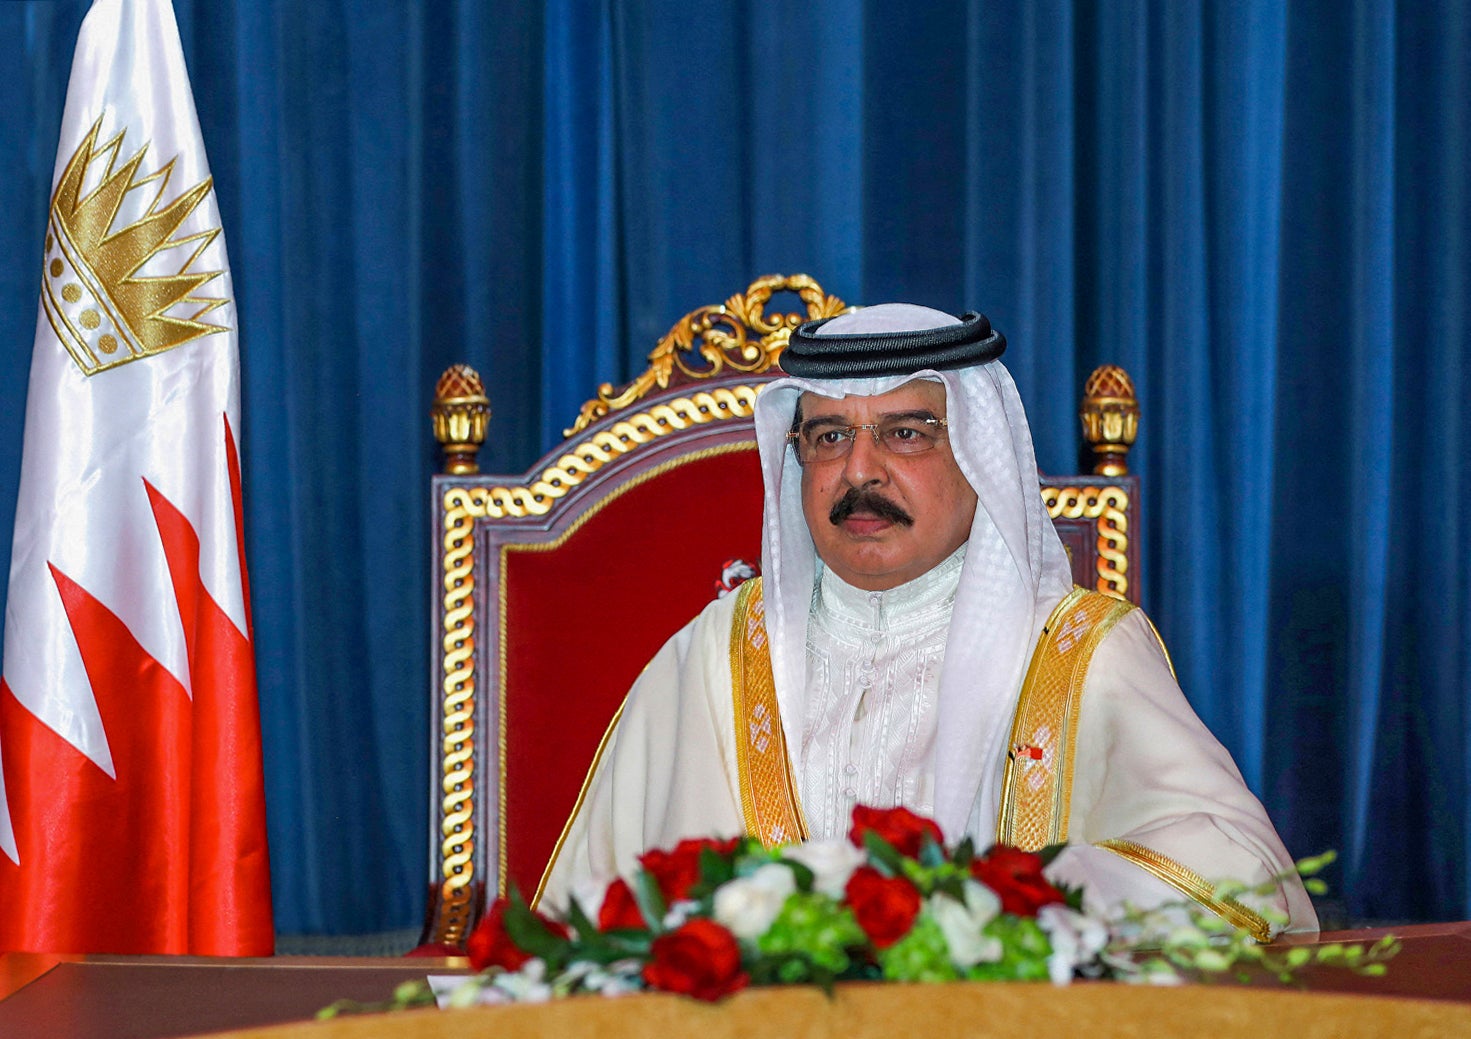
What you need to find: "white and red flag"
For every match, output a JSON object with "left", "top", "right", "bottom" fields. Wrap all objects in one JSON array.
[{"left": 0, "top": 0, "right": 272, "bottom": 954}]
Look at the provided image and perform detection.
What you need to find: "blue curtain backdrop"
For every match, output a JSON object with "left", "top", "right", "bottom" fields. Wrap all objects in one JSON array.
[{"left": 1, "top": 0, "right": 1466, "bottom": 935}]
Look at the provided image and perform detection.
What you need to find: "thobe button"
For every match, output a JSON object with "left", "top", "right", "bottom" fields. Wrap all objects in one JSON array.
[
  {"left": 844, "top": 763, "right": 858, "bottom": 775},
  {"left": 867, "top": 592, "right": 882, "bottom": 606},
  {"left": 844, "top": 787, "right": 857, "bottom": 798}
]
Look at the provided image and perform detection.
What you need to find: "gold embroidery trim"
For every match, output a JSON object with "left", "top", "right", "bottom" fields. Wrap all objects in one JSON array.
[
  {"left": 997, "top": 588, "right": 1135, "bottom": 850},
  {"left": 1098, "top": 838, "right": 1274, "bottom": 943},
  {"left": 1139, "top": 610, "right": 1179, "bottom": 681},
  {"left": 730, "top": 578, "right": 807, "bottom": 847},
  {"left": 1042, "top": 485, "right": 1131, "bottom": 600},
  {"left": 531, "top": 698, "right": 629, "bottom": 910}
]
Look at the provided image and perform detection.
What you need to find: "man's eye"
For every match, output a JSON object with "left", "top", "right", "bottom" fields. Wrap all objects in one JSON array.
[
  {"left": 813, "top": 429, "right": 848, "bottom": 446},
  {"left": 884, "top": 425, "right": 925, "bottom": 442}
]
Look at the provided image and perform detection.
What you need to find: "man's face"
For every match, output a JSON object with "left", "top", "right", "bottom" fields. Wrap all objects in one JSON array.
[{"left": 796, "top": 380, "right": 978, "bottom": 591}]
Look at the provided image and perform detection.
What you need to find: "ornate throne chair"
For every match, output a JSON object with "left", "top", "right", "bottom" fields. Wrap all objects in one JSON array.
[{"left": 419, "top": 274, "right": 1142, "bottom": 947}]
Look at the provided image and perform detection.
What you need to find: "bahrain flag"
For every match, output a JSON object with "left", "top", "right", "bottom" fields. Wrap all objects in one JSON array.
[{"left": 0, "top": 0, "right": 273, "bottom": 954}]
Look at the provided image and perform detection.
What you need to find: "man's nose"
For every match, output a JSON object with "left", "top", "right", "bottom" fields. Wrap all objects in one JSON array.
[{"left": 840, "top": 427, "right": 887, "bottom": 486}]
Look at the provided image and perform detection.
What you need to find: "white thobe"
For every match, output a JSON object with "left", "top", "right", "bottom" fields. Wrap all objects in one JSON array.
[
  {"left": 538, "top": 579, "right": 1317, "bottom": 935},
  {"left": 799, "top": 550, "right": 961, "bottom": 838}
]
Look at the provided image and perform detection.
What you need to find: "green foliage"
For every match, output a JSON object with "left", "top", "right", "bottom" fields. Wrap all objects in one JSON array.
[
  {"left": 964, "top": 916, "right": 1052, "bottom": 982},
  {"left": 757, "top": 892, "right": 866, "bottom": 978},
  {"left": 321, "top": 829, "right": 1398, "bottom": 1017},
  {"left": 879, "top": 915, "right": 959, "bottom": 982},
  {"left": 773, "top": 855, "right": 817, "bottom": 894},
  {"left": 316, "top": 978, "right": 435, "bottom": 1019},
  {"left": 502, "top": 889, "right": 572, "bottom": 969},
  {"left": 1108, "top": 851, "right": 1399, "bottom": 986},
  {"left": 862, "top": 831, "right": 907, "bottom": 877},
  {"left": 633, "top": 870, "right": 668, "bottom": 932}
]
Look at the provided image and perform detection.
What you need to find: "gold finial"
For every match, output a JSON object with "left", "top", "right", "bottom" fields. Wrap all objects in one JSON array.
[
  {"left": 432, "top": 365, "right": 491, "bottom": 475},
  {"left": 1079, "top": 365, "right": 1138, "bottom": 476}
]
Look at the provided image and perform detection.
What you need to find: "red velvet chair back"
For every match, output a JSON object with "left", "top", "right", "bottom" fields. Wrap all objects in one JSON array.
[{"left": 418, "top": 275, "right": 1143, "bottom": 947}]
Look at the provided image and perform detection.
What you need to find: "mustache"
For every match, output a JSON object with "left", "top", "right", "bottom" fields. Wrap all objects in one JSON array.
[{"left": 828, "top": 487, "right": 914, "bottom": 527}]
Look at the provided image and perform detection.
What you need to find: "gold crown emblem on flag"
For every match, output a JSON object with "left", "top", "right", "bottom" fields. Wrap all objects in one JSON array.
[{"left": 40, "top": 117, "right": 230, "bottom": 377}]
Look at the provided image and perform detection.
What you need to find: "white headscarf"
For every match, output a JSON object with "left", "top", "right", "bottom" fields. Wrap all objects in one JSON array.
[{"left": 753, "top": 304, "right": 1075, "bottom": 840}]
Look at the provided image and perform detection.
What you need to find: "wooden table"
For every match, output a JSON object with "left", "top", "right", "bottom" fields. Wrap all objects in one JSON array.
[
  {"left": 2, "top": 923, "right": 1468, "bottom": 1039},
  {"left": 0, "top": 952, "right": 470, "bottom": 1039}
]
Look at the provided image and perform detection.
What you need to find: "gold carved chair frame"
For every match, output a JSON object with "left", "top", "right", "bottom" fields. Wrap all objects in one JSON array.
[{"left": 420, "top": 274, "right": 1141, "bottom": 947}]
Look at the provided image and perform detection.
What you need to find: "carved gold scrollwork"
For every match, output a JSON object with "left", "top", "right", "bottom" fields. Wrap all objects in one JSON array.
[
  {"left": 460, "top": 387, "right": 761, "bottom": 518},
  {"left": 1042, "top": 485, "right": 1131, "bottom": 599},
  {"left": 434, "top": 487, "right": 490, "bottom": 944},
  {"left": 565, "top": 273, "right": 849, "bottom": 435}
]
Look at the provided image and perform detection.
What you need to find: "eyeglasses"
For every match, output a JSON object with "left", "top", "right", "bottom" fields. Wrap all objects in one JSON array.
[{"left": 786, "top": 416, "right": 950, "bottom": 464}]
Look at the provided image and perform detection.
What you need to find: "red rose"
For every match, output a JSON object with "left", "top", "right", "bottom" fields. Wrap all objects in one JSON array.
[
  {"left": 848, "top": 804, "right": 944, "bottom": 859},
  {"left": 597, "top": 876, "right": 645, "bottom": 931},
  {"left": 639, "top": 836, "right": 739, "bottom": 902},
  {"left": 642, "top": 918, "right": 749, "bottom": 1001},
  {"left": 969, "top": 846, "right": 1065, "bottom": 917},
  {"left": 844, "top": 866, "right": 922, "bottom": 949},
  {"left": 465, "top": 897, "right": 567, "bottom": 971}
]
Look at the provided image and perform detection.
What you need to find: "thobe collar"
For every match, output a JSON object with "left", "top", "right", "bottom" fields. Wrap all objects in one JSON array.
[{"left": 812, "top": 542, "right": 967, "bottom": 632}]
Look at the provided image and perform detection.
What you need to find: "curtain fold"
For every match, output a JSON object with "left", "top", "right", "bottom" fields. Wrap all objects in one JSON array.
[{"left": 1, "top": 0, "right": 1467, "bottom": 934}]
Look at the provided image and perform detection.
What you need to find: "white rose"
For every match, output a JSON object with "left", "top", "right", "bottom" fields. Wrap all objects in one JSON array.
[
  {"left": 712, "top": 863, "right": 798, "bottom": 942},
  {"left": 781, "top": 838, "right": 866, "bottom": 899},
  {"left": 929, "top": 879, "right": 1003, "bottom": 969},
  {"left": 489, "top": 958, "right": 552, "bottom": 1003},
  {"left": 586, "top": 959, "right": 644, "bottom": 997},
  {"left": 1038, "top": 903, "right": 1110, "bottom": 985},
  {"left": 443, "top": 975, "right": 506, "bottom": 1008}
]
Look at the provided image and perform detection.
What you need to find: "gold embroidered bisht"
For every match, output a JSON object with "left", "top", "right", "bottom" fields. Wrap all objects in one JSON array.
[
  {"left": 538, "top": 579, "right": 1314, "bottom": 939},
  {"left": 541, "top": 312, "right": 1313, "bottom": 937}
]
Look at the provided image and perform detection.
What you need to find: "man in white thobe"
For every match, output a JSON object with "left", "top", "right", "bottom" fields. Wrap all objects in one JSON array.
[{"left": 538, "top": 304, "right": 1316, "bottom": 936}]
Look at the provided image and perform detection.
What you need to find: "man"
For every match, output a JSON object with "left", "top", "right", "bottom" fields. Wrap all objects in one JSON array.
[{"left": 538, "top": 304, "right": 1316, "bottom": 936}]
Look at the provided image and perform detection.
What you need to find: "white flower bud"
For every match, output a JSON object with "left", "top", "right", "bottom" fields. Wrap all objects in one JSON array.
[
  {"left": 929, "top": 880, "right": 1003, "bottom": 969},
  {"left": 712, "top": 863, "right": 797, "bottom": 942},
  {"left": 1038, "top": 904, "right": 1111, "bottom": 985},
  {"left": 781, "top": 838, "right": 866, "bottom": 900}
]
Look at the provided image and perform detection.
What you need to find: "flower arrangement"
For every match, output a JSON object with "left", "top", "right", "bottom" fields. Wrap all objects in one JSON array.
[{"left": 322, "top": 805, "right": 1395, "bottom": 1017}]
